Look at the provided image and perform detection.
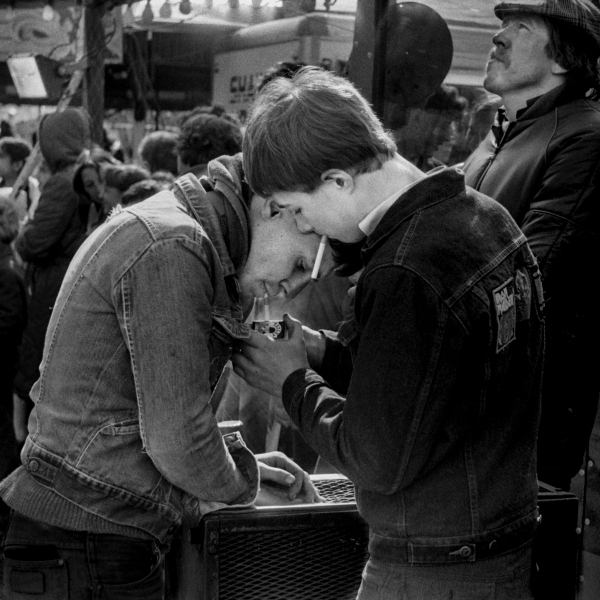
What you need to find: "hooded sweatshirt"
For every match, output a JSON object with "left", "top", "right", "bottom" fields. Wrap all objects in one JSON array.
[{"left": 13, "top": 108, "right": 90, "bottom": 401}]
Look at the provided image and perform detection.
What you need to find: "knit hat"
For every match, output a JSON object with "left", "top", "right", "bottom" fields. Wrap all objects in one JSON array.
[{"left": 494, "top": 0, "right": 600, "bottom": 51}]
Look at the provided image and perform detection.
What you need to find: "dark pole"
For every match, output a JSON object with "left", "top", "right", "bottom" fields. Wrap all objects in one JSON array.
[
  {"left": 83, "top": 3, "right": 106, "bottom": 145},
  {"left": 347, "top": 0, "right": 392, "bottom": 119}
]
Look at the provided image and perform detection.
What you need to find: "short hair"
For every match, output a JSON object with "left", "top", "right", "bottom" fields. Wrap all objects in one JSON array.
[
  {"left": 103, "top": 164, "right": 150, "bottom": 192},
  {"left": 543, "top": 16, "right": 600, "bottom": 95},
  {"left": 137, "top": 130, "right": 179, "bottom": 175},
  {"left": 0, "top": 197, "right": 20, "bottom": 243},
  {"left": 177, "top": 113, "right": 243, "bottom": 168},
  {"left": 0, "top": 137, "right": 31, "bottom": 164},
  {"left": 258, "top": 61, "right": 307, "bottom": 92},
  {"left": 121, "top": 179, "right": 163, "bottom": 206},
  {"left": 243, "top": 67, "right": 397, "bottom": 197}
]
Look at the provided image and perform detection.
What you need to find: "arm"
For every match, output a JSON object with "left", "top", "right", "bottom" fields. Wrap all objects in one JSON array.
[
  {"left": 117, "top": 237, "right": 258, "bottom": 506},
  {"left": 15, "top": 174, "right": 80, "bottom": 263},
  {"left": 236, "top": 267, "right": 469, "bottom": 494},
  {"left": 520, "top": 128, "right": 600, "bottom": 303}
]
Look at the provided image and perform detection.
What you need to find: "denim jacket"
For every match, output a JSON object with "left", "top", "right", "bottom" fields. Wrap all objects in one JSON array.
[
  {"left": 282, "top": 167, "right": 545, "bottom": 564},
  {"left": 0, "top": 158, "right": 260, "bottom": 543}
]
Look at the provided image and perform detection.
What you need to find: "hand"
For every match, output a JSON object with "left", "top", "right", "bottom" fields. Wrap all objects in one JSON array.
[
  {"left": 232, "top": 314, "right": 309, "bottom": 397},
  {"left": 302, "top": 325, "right": 326, "bottom": 370},
  {"left": 255, "top": 451, "right": 321, "bottom": 504}
]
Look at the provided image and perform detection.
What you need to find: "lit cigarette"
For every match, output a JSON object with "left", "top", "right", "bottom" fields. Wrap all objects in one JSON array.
[
  {"left": 263, "top": 293, "right": 270, "bottom": 320},
  {"left": 311, "top": 235, "right": 328, "bottom": 280}
]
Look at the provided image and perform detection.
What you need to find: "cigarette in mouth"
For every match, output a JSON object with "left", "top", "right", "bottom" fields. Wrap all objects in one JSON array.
[{"left": 311, "top": 235, "right": 328, "bottom": 280}]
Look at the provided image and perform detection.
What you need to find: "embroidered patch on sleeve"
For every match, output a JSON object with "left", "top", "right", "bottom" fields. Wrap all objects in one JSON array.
[{"left": 492, "top": 277, "right": 517, "bottom": 353}]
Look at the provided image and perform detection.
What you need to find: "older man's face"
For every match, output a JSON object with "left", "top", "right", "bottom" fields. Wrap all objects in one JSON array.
[
  {"left": 238, "top": 195, "right": 334, "bottom": 315},
  {"left": 484, "top": 14, "right": 560, "bottom": 98}
]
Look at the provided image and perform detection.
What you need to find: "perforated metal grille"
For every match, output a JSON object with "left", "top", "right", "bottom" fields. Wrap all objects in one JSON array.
[
  {"left": 216, "top": 523, "right": 368, "bottom": 600},
  {"left": 313, "top": 477, "right": 356, "bottom": 504}
]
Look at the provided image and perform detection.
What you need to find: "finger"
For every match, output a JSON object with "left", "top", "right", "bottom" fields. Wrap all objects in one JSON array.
[
  {"left": 283, "top": 313, "right": 303, "bottom": 340},
  {"left": 241, "top": 329, "right": 271, "bottom": 349},
  {"left": 259, "top": 462, "right": 296, "bottom": 487}
]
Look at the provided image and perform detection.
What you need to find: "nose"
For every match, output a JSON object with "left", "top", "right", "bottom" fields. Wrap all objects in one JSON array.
[{"left": 492, "top": 28, "right": 508, "bottom": 48}]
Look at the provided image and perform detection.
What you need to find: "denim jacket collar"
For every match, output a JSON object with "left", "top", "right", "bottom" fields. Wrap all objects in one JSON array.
[
  {"left": 172, "top": 155, "right": 251, "bottom": 278},
  {"left": 361, "top": 166, "right": 466, "bottom": 263}
]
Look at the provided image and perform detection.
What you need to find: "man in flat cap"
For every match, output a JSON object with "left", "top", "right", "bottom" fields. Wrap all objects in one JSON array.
[{"left": 463, "top": 0, "right": 600, "bottom": 493}]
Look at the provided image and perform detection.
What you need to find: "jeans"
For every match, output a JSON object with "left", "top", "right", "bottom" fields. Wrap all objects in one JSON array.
[
  {"left": 2, "top": 512, "right": 165, "bottom": 600},
  {"left": 356, "top": 541, "right": 534, "bottom": 600}
]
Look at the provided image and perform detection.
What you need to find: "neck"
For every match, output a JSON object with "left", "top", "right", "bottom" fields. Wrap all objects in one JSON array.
[
  {"left": 356, "top": 154, "right": 423, "bottom": 213},
  {"left": 501, "top": 79, "right": 565, "bottom": 121}
]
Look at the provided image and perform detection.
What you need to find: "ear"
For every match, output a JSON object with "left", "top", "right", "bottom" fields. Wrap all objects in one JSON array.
[
  {"left": 254, "top": 195, "right": 275, "bottom": 219},
  {"left": 551, "top": 61, "right": 568, "bottom": 76},
  {"left": 320, "top": 169, "right": 354, "bottom": 192}
]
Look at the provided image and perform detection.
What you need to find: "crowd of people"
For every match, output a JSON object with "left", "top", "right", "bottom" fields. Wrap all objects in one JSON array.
[{"left": 0, "top": 1, "right": 598, "bottom": 599}]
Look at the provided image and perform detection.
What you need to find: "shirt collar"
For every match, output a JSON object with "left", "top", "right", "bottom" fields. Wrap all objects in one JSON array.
[{"left": 358, "top": 180, "right": 417, "bottom": 236}]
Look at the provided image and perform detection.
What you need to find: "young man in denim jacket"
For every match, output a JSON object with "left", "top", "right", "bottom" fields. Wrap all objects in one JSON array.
[
  {"left": 0, "top": 153, "right": 326, "bottom": 598},
  {"left": 234, "top": 68, "right": 545, "bottom": 599}
]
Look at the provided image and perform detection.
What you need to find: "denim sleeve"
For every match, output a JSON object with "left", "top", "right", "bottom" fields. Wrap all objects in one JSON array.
[
  {"left": 15, "top": 175, "right": 79, "bottom": 263},
  {"left": 116, "top": 236, "right": 258, "bottom": 507},
  {"left": 282, "top": 266, "right": 468, "bottom": 495}
]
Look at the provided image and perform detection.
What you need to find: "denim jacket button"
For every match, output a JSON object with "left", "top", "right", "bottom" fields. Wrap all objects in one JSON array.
[
  {"left": 190, "top": 498, "right": 199, "bottom": 510},
  {"left": 459, "top": 545, "right": 472, "bottom": 557},
  {"left": 488, "top": 539, "right": 497, "bottom": 551},
  {"left": 28, "top": 459, "right": 40, "bottom": 472}
]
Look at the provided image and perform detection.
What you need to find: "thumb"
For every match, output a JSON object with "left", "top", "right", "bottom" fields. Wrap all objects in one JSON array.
[{"left": 283, "top": 313, "right": 302, "bottom": 340}]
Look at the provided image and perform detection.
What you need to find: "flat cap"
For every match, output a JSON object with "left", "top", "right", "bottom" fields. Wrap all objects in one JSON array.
[{"left": 494, "top": 0, "right": 600, "bottom": 51}]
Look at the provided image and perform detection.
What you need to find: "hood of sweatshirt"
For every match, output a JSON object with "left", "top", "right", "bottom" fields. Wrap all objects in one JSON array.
[
  {"left": 172, "top": 153, "right": 251, "bottom": 278},
  {"left": 38, "top": 108, "right": 91, "bottom": 172}
]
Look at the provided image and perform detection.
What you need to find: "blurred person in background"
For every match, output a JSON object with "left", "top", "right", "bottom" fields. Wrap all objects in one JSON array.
[
  {"left": 137, "top": 130, "right": 179, "bottom": 177},
  {"left": 0, "top": 137, "right": 41, "bottom": 224},
  {"left": 102, "top": 163, "right": 150, "bottom": 212},
  {"left": 73, "top": 147, "right": 120, "bottom": 235},
  {"left": 12, "top": 108, "right": 90, "bottom": 444},
  {"left": 176, "top": 112, "right": 243, "bottom": 178},
  {"left": 120, "top": 179, "right": 164, "bottom": 207},
  {"left": 394, "top": 84, "right": 468, "bottom": 171},
  {"left": 150, "top": 170, "right": 176, "bottom": 189},
  {"left": 0, "top": 197, "right": 27, "bottom": 538}
]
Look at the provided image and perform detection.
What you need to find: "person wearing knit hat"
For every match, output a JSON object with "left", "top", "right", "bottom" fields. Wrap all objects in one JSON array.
[{"left": 463, "top": 0, "right": 600, "bottom": 498}]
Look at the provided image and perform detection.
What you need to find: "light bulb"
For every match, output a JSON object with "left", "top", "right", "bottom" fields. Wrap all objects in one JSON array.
[
  {"left": 141, "top": 0, "right": 154, "bottom": 24},
  {"left": 42, "top": 3, "right": 55, "bottom": 21},
  {"left": 159, "top": 0, "right": 172, "bottom": 18},
  {"left": 122, "top": 3, "right": 136, "bottom": 28},
  {"left": 179, "top": 0, "right": 192, "bottom": 14}
]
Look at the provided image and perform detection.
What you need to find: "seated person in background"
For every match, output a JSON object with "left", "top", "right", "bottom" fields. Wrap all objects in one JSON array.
[
  {"left": 137, "top": 130, "right": 179, "bottom": 177},
  {"left": 177, "top": 113, "right": 243, "bottom": 178},
  {"left": 102, "top": 163, "right": 150, "bottom": 212},
  {"left": 394, "top": 84, "right": 468, "bottom": 171},
  {"left": 0, "top": 137, "right": 40, "bottom": 224},
  {"left": 0, "top": 151, "right": 327, "bottom": 598},
  {"left": 121, "top": 178, "right": 164, "bottom": 207}
]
